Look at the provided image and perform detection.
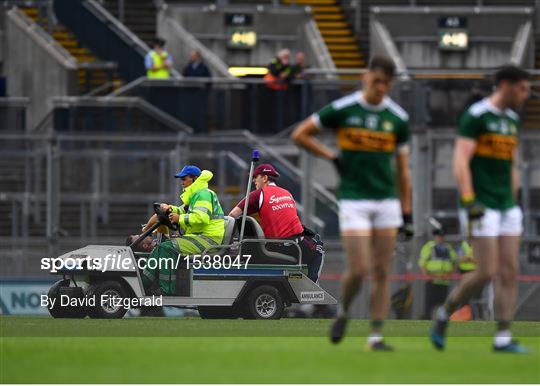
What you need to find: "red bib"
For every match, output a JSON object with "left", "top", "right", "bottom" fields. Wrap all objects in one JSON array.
[{"left": 258, "top": 185, "right": 304, "bottom": 239}]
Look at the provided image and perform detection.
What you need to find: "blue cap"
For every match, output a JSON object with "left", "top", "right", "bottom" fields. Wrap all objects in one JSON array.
[{"left": 175, "top": 165, "right": 201, "bottom": 178}]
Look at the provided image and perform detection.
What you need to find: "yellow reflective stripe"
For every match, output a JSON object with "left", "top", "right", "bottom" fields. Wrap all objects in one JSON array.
[
  {"left": 425, "top": 260, "right": 454, "bottom": 273},
  {"left": 459, "top": 262, "right": 476, "bottom": 270}
]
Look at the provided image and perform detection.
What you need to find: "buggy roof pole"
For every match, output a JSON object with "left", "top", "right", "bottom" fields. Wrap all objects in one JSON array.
[{"left": 239, "top": 149, "right": 259, "bottom": 243}]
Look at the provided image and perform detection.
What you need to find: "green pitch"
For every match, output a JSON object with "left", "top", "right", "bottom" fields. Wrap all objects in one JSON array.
[{"left": 1, "top": 317, "right": 539, "bottom": 383}]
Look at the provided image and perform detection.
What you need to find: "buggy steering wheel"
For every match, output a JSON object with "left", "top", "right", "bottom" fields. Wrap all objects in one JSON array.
[{"left": 153, "top": 202, "right": 179, "bottom": 231}]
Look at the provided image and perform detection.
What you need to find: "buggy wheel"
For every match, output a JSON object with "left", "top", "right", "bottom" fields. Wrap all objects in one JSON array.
[
  {"left": 245, "top": 285, "right": 284, "bottom": 320},
  {"left": 47, "top": 279, "right": 87, "bottom": 319},
  {"left": 86, "top": 280, "right": 129, "bottom": 319}
]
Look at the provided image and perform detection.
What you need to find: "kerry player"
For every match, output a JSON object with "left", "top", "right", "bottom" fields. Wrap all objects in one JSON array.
[
  {"left": 292, "top": 56, "right": 413, "bottom": 351},
  {"left": 431, "top": 66, "right": 531, "bottom": 353}
]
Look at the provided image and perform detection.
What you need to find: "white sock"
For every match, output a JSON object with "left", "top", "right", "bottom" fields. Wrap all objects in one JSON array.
[
  {"left": 494, "top": 330, "right": 512, "bottom": 347},
  {"left": 337, "top": 304, "right": 348, "bottom": 319},
  {"left": 368, "top": 333, "right": 383, "bottom": 345},
  {"left": 436, "top": 306, "right": 448, "bottom": 321}
]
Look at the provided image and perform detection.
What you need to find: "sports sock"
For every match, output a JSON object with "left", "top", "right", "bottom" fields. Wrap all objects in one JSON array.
[
  {"left": 435, "top": 305, "right": 448, "bottom": 321},
  {"left": 367, "top": 332, "right": 383, "bottom": 345},
  {"left": 494, "top": 329, "right": 512, "bottom": 347},
  {"left": 336, "top": 304, "right": 348, "bottom": 319},
  {"left": 443, "top": 300, "right": 458, "bottom": 316}
]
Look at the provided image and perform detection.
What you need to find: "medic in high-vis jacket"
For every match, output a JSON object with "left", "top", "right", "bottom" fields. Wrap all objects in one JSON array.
[
  {"left": 142, "top": 165, "right": 225, "bottom": 295},
  {"left": 229, "top": 163, "right": 324, "bottom": 282}
]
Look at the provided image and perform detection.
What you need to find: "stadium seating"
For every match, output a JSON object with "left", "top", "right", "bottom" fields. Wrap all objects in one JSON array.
[
  {"left": 102, "top": 0, "right": 156, "bottom": 46},
  {"left": 282, "top": 0, "right": 365, "bottom": 78},
  {"left": 19, "top": 7, "right": 122, "bottom": 94}
]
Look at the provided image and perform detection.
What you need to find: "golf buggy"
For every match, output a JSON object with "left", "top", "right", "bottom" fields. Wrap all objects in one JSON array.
[{"left": 47, "top": 183, "right": 336, "bottom": 319}]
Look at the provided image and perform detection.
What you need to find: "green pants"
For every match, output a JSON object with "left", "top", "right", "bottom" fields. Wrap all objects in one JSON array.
[{"left": 142, "top": 234, "right": 222, "bottom": 295}]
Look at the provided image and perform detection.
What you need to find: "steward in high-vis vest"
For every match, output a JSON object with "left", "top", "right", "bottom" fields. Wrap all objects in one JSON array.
[
  {"left": 142, "top": 165, "right": 225, "bottom": 295},
  {"left": 145, "top": 37, "right": 172, "bottom": 79},
  {"left": 457, "top": 240, "right": 476, "bottom": 273},
  {"left": 418, "top": 228, "right": 457, "bottom": 319},
  {"left": 229, "top": 163, "right": 324, "bottom": 283}
]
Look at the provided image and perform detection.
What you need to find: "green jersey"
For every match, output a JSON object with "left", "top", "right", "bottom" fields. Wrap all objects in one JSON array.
[
  {"left": 459, "top": 98, "right": 519, "bottom": 210},
  {"left": 313, "top": 91, "right": 410, "bottom": 199}
]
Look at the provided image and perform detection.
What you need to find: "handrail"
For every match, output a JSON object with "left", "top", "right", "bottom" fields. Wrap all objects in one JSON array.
[
  {"left": 159, "top": 8, "right": 233, "bottom": 79},
  {"left": 241, "top": 130, "right": 339, "bottom": 214},
  {"left": 371, "top": 19, "right": 409, "bottom": 81},
  {"left": 51, "top": 96, "right": 193, "bottom": 133},
  {"left": 304, "top": 20, "right": 336, "bottom": 80},
  {"left": 510, "top": 21, "right": 533, "bottom": 67},
  {"left": 0, "top": 97, "right": 30, "bottom": 107},
  {"left": 7, "top": 7, "right": 77, "bottom": 69},
  {"left": 371, "top": 6, "right": 534, "bottom": 15},
  {"left": 84, "top": 0, "right": 181, "bottom": 79},
  {"left": 107, "top": 76, "right": 146, "bottom": 96},
  {"left": 84, "top": 81, "right": 115, "bottom": 97}
]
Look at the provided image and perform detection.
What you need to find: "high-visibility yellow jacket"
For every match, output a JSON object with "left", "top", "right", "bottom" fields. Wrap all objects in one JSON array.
[
  {"left": 169, "top": 170, "right": 225, "bottom": 242},
  {"left": 418, "top": 241, "right": 457, "bottom": 285},
  {"left": 147, "top": 50, "right": 171, "bottom": 79},
  {"left": 458, "top": 240, "right": 476, "bottom": 272}
]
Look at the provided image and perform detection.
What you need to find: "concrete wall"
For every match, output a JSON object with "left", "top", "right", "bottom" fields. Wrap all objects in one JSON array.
[
  {"left": 0, "top": 8, "right": 6, "bottom": 73},
  {"left": 372, "top": 7, "right": 534, "bottom": 69},
  {"left": 159, "top": 4, "right": 313, "bottom": 70},
  {"left": 5, "top": 8, "right": 78, "bottom": 129}
]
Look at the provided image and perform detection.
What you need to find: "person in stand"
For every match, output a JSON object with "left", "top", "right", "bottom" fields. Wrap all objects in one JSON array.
[
  {"left": 182, "top": 50, "right": 211, "bottom": 78},
  {"left": 145, "top": 37, "right": 173, "bottom": 79}
]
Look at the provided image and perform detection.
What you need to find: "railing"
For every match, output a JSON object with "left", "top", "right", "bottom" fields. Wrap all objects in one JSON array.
[
  {"left": 108, "top": 76, "right": 431, "bottom": 132},
  {"left": 0, "top": 97, "right": 30, "bottom": 131},
  {"left": 157, "top": 7, "right": 232, "bottom": 79},
  {"left": 0, "top": 132, "right": 327, "bottom": 253},
  {"left": 510, "top": 20, "right": 533, "bottom": 67},
  {"left": 418, "top": 130, "right": 540, "bottom": 239},
  {"left": 52, "top": 0, "right": 179, "bottom": 82},
  {"left": 51, "top": 96, "right": 193, "bottom": 134}
]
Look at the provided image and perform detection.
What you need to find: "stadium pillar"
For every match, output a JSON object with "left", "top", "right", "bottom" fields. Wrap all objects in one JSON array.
[
  {"left": 46, "top": 138, "right": 60, "bottom": 256},
  {"left": 300, "top": 149, "right": 314, "bottom": 229}
]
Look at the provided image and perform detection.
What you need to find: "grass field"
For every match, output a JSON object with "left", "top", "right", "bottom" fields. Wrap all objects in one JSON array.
[{"left": 1, "top": 317, "right": 539, "bottom": 383}]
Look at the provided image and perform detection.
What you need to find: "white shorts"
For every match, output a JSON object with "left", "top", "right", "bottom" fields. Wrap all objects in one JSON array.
[
  {"left": 459, "top": 206, "right": 523, "bottom": 237},
  {"left": 339, "top": 199, "right": 403, "bottom": 231}
]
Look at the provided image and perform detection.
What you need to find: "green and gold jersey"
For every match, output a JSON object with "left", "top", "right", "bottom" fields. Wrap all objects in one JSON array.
[
  {"left": 459, "top": 98, "right": 519, "bottom": 210},
  {"left": 313, "top": 91, "right": 410, "bottom": 199}
]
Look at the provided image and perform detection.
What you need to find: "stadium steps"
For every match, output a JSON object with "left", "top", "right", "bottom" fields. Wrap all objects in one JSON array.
[
  {"left": 283, "top": 0, "right": 366, "bottom": 78},
  {"left": 19, "top": 7, "right": 124, "bottom": 95},
  {"left": 103, "top": 0, "right": 157, "bottom": 46}
]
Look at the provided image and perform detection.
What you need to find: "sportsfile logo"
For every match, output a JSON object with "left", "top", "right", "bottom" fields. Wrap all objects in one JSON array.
[{"left": 300, "top": 291, "right": 324, "bottom": 302}]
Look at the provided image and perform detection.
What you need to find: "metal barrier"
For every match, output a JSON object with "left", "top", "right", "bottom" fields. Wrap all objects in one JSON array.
[
  {"left": 0, "top": 130, "right": 538, "bottom": 320},
  {"left": 0, "top": 131, "right": 328, "bottom": 252},
  {"left": 0, "top": 97, "right": 29, "bottom": 131},
  {"left": 109, "top": 76, "right": 431, "bottom": 133}
]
